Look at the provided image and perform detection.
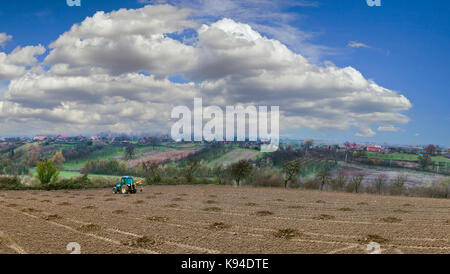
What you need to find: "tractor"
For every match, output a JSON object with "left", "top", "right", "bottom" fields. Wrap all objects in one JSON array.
[{"left": 113, "top": 176, "right": 143, "bottom": 194}]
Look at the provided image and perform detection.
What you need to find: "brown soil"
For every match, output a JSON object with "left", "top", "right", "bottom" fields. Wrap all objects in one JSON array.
[
  {"left": 273, "top": 228, "right": 302, "bottom": 240},
  {"left": 0, "top": 185, "right": 449, "bottom": 254}
]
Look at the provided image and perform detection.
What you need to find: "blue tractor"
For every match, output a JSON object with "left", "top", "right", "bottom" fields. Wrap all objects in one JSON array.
[{"left": 113, "top": 176, "right": 143, "bottom": 194}]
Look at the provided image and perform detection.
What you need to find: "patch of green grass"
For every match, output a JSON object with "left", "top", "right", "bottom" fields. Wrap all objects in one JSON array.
[
  {"left": 206, "top": 148, "right": 259, "bottom": 168},
  {"left": 30, "top": 168, "right": 122, "bottom": 179},
  {"left": 62, "top": 146, "right": 125, "bottom": 170},
  {"left": 366, "top": 152, "right": 419, "bottom": 162},
  {"left": 431, "top": 155, "right": 450, "bottom": 164},
  {"left": 366, "top": 152, "right": 450, "bottom": 164},
  {"left": 61, "top": 170, "right": 115, "bottom": 179}
]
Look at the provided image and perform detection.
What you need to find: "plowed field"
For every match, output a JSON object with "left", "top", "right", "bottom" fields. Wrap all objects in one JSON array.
[{"left": 0, "top": 186, "right": 448, "bottom": 254}]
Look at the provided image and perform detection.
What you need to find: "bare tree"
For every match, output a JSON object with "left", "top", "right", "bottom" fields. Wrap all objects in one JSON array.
[
  {"left": 330, "top": 170, "right": 347, "bottom": 191},
  {"left": 282, "top": 159, "right": 302, "bottom": 188},
  {"left": 317, "top": 170, "right": 331, "bottom": 191},
  {"left": 374, "top": 174, "right": 387, "bottom": 195},
  {"left": 350, "top": 173, "right": 365, "bottom": 193}
]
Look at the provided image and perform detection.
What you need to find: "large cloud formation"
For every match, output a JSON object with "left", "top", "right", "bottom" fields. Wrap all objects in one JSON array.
[{"left": 0, "top": 4, "right": 411, "bottom": 136}]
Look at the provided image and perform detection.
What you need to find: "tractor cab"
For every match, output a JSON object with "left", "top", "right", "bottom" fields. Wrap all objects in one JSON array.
[
  {"left": 121, "top": 176, "right": 134, "bottom": 186},
  {"left": 113, "top": 176, "right": 142, "bottom": 194}
]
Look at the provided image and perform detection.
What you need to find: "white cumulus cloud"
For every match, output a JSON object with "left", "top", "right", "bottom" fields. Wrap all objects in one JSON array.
[
  {"left": 0, "top": 45, "right": 46, "bottom": 81},
  {"left": 0, "top": 5, "right": 412, "bottom": 137}
]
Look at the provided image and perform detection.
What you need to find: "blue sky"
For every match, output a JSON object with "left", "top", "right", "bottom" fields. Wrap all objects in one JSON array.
[
  {"left": 297, "top": 0, "right": 450, "bottom": 147},
  {"left": 0, "top": 0, "right": 448, "bottom": 147}
]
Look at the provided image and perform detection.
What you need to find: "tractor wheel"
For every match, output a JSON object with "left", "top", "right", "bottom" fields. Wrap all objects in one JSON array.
[
  {"left": 121, "top": 185, "right": 128, "bottom": 194},
  {"left": 113, "top": 188, "right": 118, "bottom": 194}
]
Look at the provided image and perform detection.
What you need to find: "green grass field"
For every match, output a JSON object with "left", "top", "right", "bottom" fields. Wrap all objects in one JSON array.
[
  {"left": 366, "top": 152, "right": 450, "bottom": 164},
  {"left": 30, "top": 168, "right": 122, "bottom": 179},
  {"left": 205, "top": 148, "right": 261, "bottom": 168}
]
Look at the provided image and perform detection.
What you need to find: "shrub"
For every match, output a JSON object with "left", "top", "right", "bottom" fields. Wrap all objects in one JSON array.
[
  {"left": 212, "top": 165, "right": 229, "bottom": 185},
  {"left": 83, "top": 159, "right": 128, "bottom": 176},
  {"left": 44, "top": 175, "right": 116, "bottom": 190},
  {"left": 249, "top": 175, "right": 283, "bottom": 188},
  {"left": 316, "top": 170, "right": 331, "bottom": 191},
  {"left": 389, "top": 175, "right": 407, "bottom": 196},
  {"left": 182, "top": 158, "right": 200, "bottom": 183},
  {"left": 409, "top": 180, "right": 450, "bottom": 198},
  {"left": 36, "top": 160, "right": 59, "bottom": 187},
  {"left": 301, "top": 178, "right": 320, "bottom": 190},
  {"left": 0, "top": 176, "right": 23, "bottom": 190},
  {"left": 418, "top": 154, "right": 433, "bottom": 170},
  {"left": 142, "top": 162, "right": 162, "bottom": 184},
  {"left": 89, "top": 177, "right": 118, "bottom": 188},
  {"left": 47, "top": 174, "right": 90, "bottom": 190},
  {"left": 348, "top": 173, "right": 365, "bottom": 193},
  {"left": 374, "top": 175, "right": 387, "bottom": 195}
]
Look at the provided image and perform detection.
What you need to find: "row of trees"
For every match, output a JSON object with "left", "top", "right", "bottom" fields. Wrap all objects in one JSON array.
[
  {"left": 0, "top": 156, "right": 29, "bottom": 175},
  {"left": 3, "top": 155, "right": 448, "bottom": 199},
  {"left": 0, "top": 159, "right": 118, "bottom": 190},
  {"left": 61, "top": 143, "right": 104, "bottom": 162},
  {"left": 82, "top": 159, "right": 128, "bottom": 175}
]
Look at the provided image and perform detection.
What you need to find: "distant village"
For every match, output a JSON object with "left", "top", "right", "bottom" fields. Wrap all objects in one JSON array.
[{"left": 0, "top": 134, "right": 448, "bottom": 159}]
